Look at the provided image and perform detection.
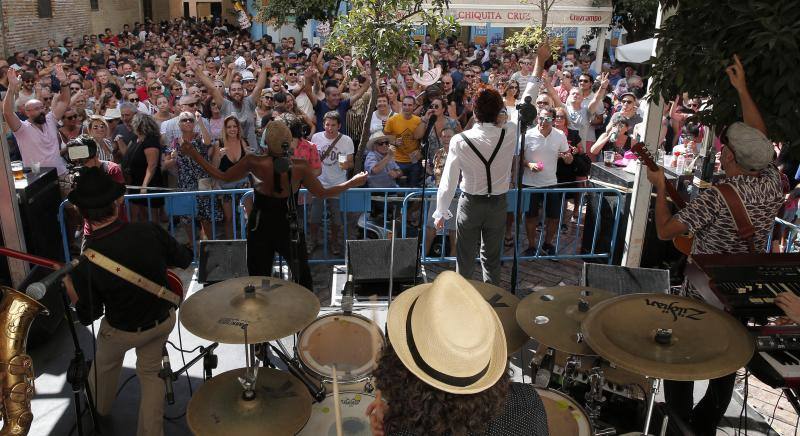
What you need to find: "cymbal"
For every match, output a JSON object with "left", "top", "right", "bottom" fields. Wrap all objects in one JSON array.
[
  {"left": 181, "top": 276, "right": 320, "bottom": 343},
  {"left": 516, "top": 286, "right": 615, "bottom": 356},
  {"left": 467, "top": 280, "right": 530, "bottom": 355},
  {"left": 187, "top": 368, "right": 312, "bottom": 436},
  {"left": 581, "top": 293, "right": 754, "bottom": 381}
]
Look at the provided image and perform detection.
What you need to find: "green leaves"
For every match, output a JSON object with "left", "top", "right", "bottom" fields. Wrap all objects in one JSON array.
[{"left": 648, "top": 0, "right": 800, "bottom": 149}]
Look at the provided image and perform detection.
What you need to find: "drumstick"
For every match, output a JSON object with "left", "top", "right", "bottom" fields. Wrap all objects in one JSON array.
[{"left": 332, "top": 365, "right": 343, "bottom": 436}]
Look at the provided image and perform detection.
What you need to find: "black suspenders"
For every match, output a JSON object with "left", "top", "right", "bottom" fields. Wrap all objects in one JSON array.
[{"left": 460, "top": 129, "right": 506, "bottom": 195}]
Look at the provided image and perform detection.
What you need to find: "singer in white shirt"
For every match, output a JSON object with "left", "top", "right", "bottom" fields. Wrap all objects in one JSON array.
[{"left": 433, "top": 42, "right": 550, "bottom": 284}]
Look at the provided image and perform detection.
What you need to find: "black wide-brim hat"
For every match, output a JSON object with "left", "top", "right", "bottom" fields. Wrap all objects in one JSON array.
[{"left": 68, "top": 167, "right": 126, "bottom": 209}]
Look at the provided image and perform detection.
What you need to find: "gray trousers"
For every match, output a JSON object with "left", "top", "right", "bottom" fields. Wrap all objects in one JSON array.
[{"left": 456, "top": 193, "right": 507, "bottom": 285}]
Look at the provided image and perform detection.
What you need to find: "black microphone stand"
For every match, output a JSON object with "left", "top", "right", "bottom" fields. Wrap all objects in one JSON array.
[
  {"left": 58, "top": 284, "right": 99, "bottom": 436},
  {"left": 413, "top": 114, "right": 437, "bottom": 285},
  {"left": 511, "top": 97, "right": 537, "bottom": 295}
]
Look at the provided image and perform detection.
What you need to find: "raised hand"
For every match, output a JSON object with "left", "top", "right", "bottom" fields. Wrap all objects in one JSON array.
[
  {"left": 348, "top": 171, "right": 368, "bottom": 187},
  {"left": 725, "top": 54, "right": 747, "bottom": 92},
  {"left": 54, "top": 63, "right": 67, "bottom": 82},
  {"left": 6, "top": 67, "right": 19, "bottom": 88},
  {"left": 536, "top": 39, "right": 551, "bottom": 62},
  {"left": 600, "top": 72, "right": 609, "bottom": 90}
]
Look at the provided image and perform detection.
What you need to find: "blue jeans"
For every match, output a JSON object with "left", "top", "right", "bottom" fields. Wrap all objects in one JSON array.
[{"left": 396, "top": 161, "right": 423, "bottom": 187}]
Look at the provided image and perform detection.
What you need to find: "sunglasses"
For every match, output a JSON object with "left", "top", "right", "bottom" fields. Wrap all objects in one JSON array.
[
  {"left": 535, "top": 101, "right": 548, "bottom": 106},
  {"left": 184, "top": 74, "right": 196, "bottom": 78},
  {"left": 538, "top": 116, "right": 553, "bottom": 123},
  {"left": 150, "top": 85, "right": 160, "bottom": 90},
  {"left": 70, "top": 87, "right": 81, "bottom": 92},
  {"left": 464, "top": 74, "right": 475, "bottom": 78},
  {"left": 179, "top": 118, "right": 195, "bottom": 123},
  {"left": 91, "top": 124, "right": 106, "bottom": 130},
  {"left": 23, "top": 80, "right": 36, "bottom": 84},
  {"left": 578, "top": 79, "right": 591, "bottom": 83},
  {"left": 263, "top": 96, "right": 273, "bottom": 100},
  {"left": 65, "top": 114, "right": 79, "bottom": 120},
  {"left": 376, "top": 141, "right": 390, "bottom": 146},
  {"left": 129, "top": 98, "right": 140, "bottom": 102},
  {"left": 288, "top": 72, "right": 297, "bottom": 76}
]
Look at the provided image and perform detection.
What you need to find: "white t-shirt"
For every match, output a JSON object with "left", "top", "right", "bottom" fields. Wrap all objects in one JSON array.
[
  {"left": 310, "top": 131, "right": 354, "bottom": 187},
  {"left": 369, "top": 110, "right": 394, "bottom": 136},
  {"left": 522, "top": 127, "right": 569, "bottom": 187}
]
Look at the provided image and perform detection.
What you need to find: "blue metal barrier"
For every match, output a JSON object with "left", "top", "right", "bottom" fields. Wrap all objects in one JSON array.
[
  {"left": 59, "top": 186, "right": 625, "bottom": 268},
  {"left": 767, "top": 217, "right": 800, "bottom": 253}
]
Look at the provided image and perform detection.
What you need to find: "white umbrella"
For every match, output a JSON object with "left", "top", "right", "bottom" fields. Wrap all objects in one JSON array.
[{"left": 615, "top": 38, "right": 656, "bottom": 64}]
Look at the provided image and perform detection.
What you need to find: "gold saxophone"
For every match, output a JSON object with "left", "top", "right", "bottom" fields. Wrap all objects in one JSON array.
[{"left": 0, "top": 286, "right": 47, "bottom": 436}]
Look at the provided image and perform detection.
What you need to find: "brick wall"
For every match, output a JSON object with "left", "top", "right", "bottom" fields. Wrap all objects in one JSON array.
[{"left": 0, "top": 0, "right": 142, "bottom": 57}]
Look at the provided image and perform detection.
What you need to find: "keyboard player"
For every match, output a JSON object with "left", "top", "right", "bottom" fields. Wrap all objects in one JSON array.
[{"left": 645, "top": 55, "right": 784, "bottom": 435}]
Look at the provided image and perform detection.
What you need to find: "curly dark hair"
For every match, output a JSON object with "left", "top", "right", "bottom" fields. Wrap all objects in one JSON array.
[
  {"left": 373, "top": 344, "right": 510, "bottom": 436},
  {"left": 473, "top": 88, "right": 504, "bottom": 123}
]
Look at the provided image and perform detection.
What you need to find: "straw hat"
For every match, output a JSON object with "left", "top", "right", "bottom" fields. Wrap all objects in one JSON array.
[
  {"left": 386, "top": 271, "right": 507, "bottom": 394},
  {"left": 261, "top": 119, "right": 292, "bottom": 155},
  {"left": 366, "top": 131, "right": 395, "bottom": 150}
]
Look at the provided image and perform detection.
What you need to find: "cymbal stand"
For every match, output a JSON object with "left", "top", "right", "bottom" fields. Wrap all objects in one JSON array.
[
  {"left": 642, "top": 377, "right": 661, "bottom": 435},
  {"left": 238, "top": 323, "right": 258, "bottom": 401}
]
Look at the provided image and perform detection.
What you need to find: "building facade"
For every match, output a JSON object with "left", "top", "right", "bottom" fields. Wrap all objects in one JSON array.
[{"left": 0, "top": 0, "right": 146, "bottom": 57}]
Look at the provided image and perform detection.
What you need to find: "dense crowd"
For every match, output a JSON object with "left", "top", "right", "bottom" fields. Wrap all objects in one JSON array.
[{"left": 1, "top": 16, "right": 797, "bottom": 254}]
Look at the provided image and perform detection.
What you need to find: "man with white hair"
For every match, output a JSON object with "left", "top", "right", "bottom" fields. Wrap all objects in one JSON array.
[{"left": 3, "top": 65, "right": 69, "bottom": 176}]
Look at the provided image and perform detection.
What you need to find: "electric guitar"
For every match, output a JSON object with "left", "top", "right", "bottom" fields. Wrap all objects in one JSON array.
[{"left": 631, "top": 142, "right": 694, "bottom": 255}]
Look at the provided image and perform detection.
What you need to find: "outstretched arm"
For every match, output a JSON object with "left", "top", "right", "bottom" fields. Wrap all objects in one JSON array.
[
  {"left": 180, "top": 140, "right": 252, "bottom": 182},
  {"left": 303, "top": 168, "right": 367, "bottom": 198},
  {"left": 726, "top": 54, "right": 767, "bottom": 135},
  {"left": 2, "top": 68, "right": 21, "bottom": 132}
]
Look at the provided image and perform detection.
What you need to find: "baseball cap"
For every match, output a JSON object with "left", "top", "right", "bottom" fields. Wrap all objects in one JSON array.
[{"left": 724, "top": 122, "right": 774, "bottom": 171}]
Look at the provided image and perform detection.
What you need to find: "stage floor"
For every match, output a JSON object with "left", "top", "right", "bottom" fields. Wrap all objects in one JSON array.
[{"left": 28, "top": 263, "right": 783, "bottom": 436}]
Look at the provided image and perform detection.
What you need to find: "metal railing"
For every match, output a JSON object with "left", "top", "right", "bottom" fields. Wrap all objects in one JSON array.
[
  {"left": 767, "top": 217, "right": 800, "bottom": 253},
  {"left": 59, "top": 186, "right": 627, "bottom": 266}
]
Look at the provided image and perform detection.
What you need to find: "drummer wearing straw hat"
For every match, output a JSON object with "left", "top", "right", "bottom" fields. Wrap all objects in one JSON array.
[{"left": 367, "top": 271, "right": 549, "bottom": 435}]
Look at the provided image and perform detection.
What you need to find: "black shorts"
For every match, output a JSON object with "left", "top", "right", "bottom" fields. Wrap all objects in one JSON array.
[{"left": 524, "top": 185, "right": 562, "bottom": 219}]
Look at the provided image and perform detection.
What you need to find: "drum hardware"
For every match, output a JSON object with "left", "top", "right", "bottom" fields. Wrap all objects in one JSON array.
[
  {"left": 642, "top": 378, "right": 661, "bottom": 436},
  {"left": 160, "top": 342, "right": 219, "bottom": 398},
  {"left": 531, "top": 347, "right": 554, "bottom": 388},
  {"left": 270, "top": 342, "right": 327, "bottom": 403},
  {"left": 537, "top": 388, "right": 594, "bottom": 436},
  {"left": 561, "top": 354, "right": 581, "bottom": 392},
  {"left": 584, "top": 367, "right": 607, "bottom": 419}
]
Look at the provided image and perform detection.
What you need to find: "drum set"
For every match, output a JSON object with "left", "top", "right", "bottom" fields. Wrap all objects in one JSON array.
[
  {"left": 176, "top": 275, "right": 755, "bottom": 436},
  {"left": 178, "top": 276, "right": 384, "bottom": 436}
]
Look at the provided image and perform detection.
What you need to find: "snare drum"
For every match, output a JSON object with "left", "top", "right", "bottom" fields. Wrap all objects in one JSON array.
[
  {"left": 297, "top": 313, "right": 385, "bottom": 384},
  {"left": 537, "top": 388, "right": 593, "bottom": 436},
  {"left": 297, "top": 391, "right": 376, "bottom": 436}
]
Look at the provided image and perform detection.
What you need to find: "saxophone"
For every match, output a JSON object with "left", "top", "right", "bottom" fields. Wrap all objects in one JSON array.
[{"left": 0, "top": 287, "right": 47, "bottom": 436}]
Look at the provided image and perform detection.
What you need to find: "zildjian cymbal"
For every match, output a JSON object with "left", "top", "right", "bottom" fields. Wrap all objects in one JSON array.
[
  {"left": 581, "top": 293, "right": 754, "bottom": 381},
  {"left": 516, "top": 286, "right": 615, "bottom": 356},
  {"left": 181, "top": 276, "right": 320, "bottom": 344}
]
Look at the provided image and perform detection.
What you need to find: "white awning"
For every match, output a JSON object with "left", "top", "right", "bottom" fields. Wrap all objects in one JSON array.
[
  {"left": 442, "top": 2, "right": 613, "bottom": 28},
  {"left": 615, "top": 38, "right": 656, "bottom": 63}
]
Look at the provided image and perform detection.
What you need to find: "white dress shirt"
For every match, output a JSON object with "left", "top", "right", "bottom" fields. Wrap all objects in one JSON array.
[{"left": 433, "top": 122, "right": 518, "bottom": 220}]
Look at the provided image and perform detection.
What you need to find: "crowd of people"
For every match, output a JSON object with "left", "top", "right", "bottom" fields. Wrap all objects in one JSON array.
[{"left": 2, "top": 16, "right": 797, "bottom": 259}]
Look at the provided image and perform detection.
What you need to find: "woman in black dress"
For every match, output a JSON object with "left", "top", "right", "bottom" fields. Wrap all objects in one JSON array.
[{"left": 123, "top": 113, "right": 165, "bottom": 222}]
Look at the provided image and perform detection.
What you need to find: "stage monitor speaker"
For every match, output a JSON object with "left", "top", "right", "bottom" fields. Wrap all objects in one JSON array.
[
  {"left": 581, "top": 263, "right": 670, "bottom": 296},
  {"left": 198, "top": 240, "right": 249, "bottom": 284},
  {"left": 346, "top": 239, "right": 418, "bottom": 294}
]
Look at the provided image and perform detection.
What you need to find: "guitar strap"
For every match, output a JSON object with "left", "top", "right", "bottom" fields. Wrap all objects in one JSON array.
[
  {"left": 713, "top": 183, "right": 756, "bottom": 254},
  {"left": 84, "top": 249, "right": 182, "bottom": 306}
]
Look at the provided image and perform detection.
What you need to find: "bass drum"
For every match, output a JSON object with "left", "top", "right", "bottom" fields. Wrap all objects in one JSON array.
[
  {"left": 297, "top": 391, "right": 376, "bottom": 436},
  {"left": 297, "top": 312, "right": 385, "bottom": 384},
  {"left": 537, "top": 388, "right": 593, "bottom": 436}
]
